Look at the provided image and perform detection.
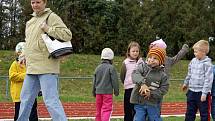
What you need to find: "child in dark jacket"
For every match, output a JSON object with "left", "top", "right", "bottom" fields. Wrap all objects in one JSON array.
[
  {"left": 92, "top": 48, "right": 119, "bottom": 121},
  {"left": 150, "top": 39, "right": 189, "bottom": 77},
  {"left": 148, "top": 39, "right": 189, "bottom": 116},
  {"left": 131, "top": 47, "right": 169, "bottom": 121}
]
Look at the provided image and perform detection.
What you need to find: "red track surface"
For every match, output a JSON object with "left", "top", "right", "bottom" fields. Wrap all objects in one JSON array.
[{"left": 0, "top": 102, "right": 186, "bottom": 119}]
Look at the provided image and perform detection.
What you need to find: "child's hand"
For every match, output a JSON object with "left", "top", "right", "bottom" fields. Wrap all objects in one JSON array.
[
  {"left": 143, "top": 89, "right": 150, "bottom": 100},
  {"left": 139, "top": 84, "right": 149, "bottom": 95},
  {"left": 18, "top": 54, "right": 26, "bottom": 67},
  {"left": 182, "top": 44, "right": 189, "bottom": 50},
  {"left": 182, "top": 84, "right": 187, "bottom": 91},
  {"left": 201, "top": 95, "right": 206, "bottom": 102}
]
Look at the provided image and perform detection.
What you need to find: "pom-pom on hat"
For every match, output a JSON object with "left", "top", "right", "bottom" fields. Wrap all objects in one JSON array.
[
  {"left": 101, "top": 48, "right": 114, "bottom": 60},
  {"left": 150, "top": 39, "right": 167, "bottom": 49},
  {"left": 147, "top": 47, "right": 166, "bottom": 65},
  {"left": 15, "top": 42, "right": 25, "bottom": 53}
]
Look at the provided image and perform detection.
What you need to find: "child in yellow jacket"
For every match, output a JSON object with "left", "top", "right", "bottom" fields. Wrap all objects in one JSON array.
[{"left": 9, "top": 42, "right": 38, "bottom": 121}]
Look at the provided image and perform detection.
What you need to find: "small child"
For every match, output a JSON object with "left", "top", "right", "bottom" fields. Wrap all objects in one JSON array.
[
  {"left": 182, "top": 40, "right": 213, "bottom": 121},
  {"left": 120, "top": 41, "right": 143, "bottom": 121},
  {"left": 92, "top": 48, "right": 119, "bottom": 121},
  {"left": 145, "top": 39, "right": 189, "bottom": 119},
  {"left": 150, "top": 39, "right": 189, "bottom": 77},
  {"left": 9, "top": 42, "right": 38, "bottom": 121},
  {"left": 131, "top": 47, "right": 169, "bottom": 121}
]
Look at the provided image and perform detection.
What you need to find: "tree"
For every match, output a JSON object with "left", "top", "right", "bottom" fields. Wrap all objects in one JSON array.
[{"left": 0, "top": 0, "right": 214, "bottom": 59}]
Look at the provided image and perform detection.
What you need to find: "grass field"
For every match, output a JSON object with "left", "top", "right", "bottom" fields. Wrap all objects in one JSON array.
[
  {"left": 0, "top": 50, "right": 189, "bottom": 78},
  {"left": 0, "top": 50, "right": 189, "bottom": 102},
  {"left": 0, "top": 50, "right": 208, "bottom": 120}
]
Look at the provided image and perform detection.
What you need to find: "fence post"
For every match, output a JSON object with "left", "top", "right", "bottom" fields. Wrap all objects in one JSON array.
[
  {"left": 58, "top": 76, "right": 60, "bottom": 93},
  {"left": 6, "top": 77, "right": 9, "bottom": 99}
]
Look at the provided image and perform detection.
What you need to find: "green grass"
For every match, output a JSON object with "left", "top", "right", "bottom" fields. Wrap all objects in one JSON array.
[
  {"left": 0, "top": 50, "right": 207, "bottom": 120},
  {"left": 0, "top": 50, "right": 189, "bottom": 102}
]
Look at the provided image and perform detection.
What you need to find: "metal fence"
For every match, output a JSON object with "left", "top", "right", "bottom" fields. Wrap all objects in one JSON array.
[
  {"left": 0, "top": 75, "right": 184, "bottom": 100},
  {"left": 0, "top": 75, "right": 94, "bottom": 100}
]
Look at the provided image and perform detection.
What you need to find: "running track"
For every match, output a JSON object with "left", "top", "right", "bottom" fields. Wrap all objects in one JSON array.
[{"left": 0, "top": 102, "right": 186, "bottom": 119}]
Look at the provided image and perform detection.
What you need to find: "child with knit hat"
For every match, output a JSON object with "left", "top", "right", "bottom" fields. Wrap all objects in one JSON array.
[
  {"left": 182, "top": 40, "right": 213, "bottom": 121},
  {"left": 92, "top": 48, "right": 119, "bottom": 121},
  {"left": 149, "top": 39, "right": 189, "bottom": 77},
  {"left": 130, "top": 47, "right": 169, "bottom": 121},
  {"left": 143, "top": 39, "right": 189, "bottom": 121},
  {"left": 9, "top": 42, "right": 39, "bottom": 121}
]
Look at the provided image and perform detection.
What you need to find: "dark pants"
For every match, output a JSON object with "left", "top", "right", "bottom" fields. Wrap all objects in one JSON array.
[
  {"left": 185, "top": 90, "right": 210, "bottom": 121},
  {"left": 211, "top": 96, "right": 215, "bottom": 120},
  {"left": 14, "top": 99, "right": 38, "bottom": 121},
  {"left": 124, "top": 88, "right": 135, "bottom": 121}
]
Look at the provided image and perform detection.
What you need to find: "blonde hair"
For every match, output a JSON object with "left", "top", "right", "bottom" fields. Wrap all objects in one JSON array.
[
  {"left": 126, "top": 41, "right": 141, "bottom": 60},
  {"left": 192, "top": 40, "right": 209, "bottom": 54}
]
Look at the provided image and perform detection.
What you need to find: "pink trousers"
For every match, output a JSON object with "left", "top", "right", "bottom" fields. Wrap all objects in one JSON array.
[{"left": 95, "top": 94, "right": 113, "bottom": 121}]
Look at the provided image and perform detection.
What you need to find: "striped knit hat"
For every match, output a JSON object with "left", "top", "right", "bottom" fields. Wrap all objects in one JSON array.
[{"left": 147, "top": 48, "right": 166, "bottom": 65}]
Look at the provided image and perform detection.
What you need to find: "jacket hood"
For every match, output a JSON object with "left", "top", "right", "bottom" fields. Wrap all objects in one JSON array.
[{"left": 195, "top": 56, "right": 211, "bottom": 64}]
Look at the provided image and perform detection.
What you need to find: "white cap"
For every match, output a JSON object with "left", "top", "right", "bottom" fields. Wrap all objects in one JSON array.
[
  {"left": 101, "top": 48, "right": 114, "bottom": 60},
  {"left": 15, "top": 42, "right": 25, "bottom": 53}
]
